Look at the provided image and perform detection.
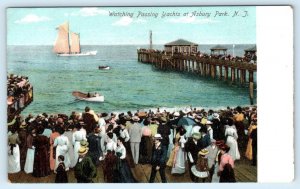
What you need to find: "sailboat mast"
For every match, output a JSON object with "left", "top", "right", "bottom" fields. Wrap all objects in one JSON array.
[
  {"left": 67, "top": 22, "right": 71, "bottom": 54},
  {"left": 78, "top": 33, "right": 81, "bottom": 53}
]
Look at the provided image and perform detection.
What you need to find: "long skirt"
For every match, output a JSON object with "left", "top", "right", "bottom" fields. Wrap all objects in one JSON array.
[
  {"left": 171, "top": 147, "right": 186, "bottom": 174},
  {"left": 211, "top": 163, "right": 220, "bottom": 183},
  {"left": 73, "top": 141, "right": 80, "bottom": 166},
  {"left": 24, "top": 148, "right": 35, "bottom": 174},
  {"left": 226, "top": 136, "right": 240, "bottom": 161},
  {"left": 55, "top": 145, "right": 71, "bottom": 171},
  {"left": 245, "top": 138, "right": 253, "bottom": 160},
  {"left": 8, "top": 145, "right": 21, "bottom": 173},
  {"left": 67, "top": 143, "right": 75, "bottom": 168},
  {"left": 116, "top": 159, "right": 137, "bottom": 183}
]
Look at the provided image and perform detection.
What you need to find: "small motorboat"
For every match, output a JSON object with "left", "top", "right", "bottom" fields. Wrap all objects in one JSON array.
[
  {"left": 72, "top": 91, "right": 104, "bottom": 102},
  {"left": 98, "top": 66, "right": 110, "bottom": 70}
]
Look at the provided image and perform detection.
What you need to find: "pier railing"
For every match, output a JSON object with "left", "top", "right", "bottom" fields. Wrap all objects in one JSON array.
[
  {"left": 7, "top": 85, "right": 34, "bottom": 122},
  {"left": 137, "top": 49, "right": 256, "bottom": 82}
]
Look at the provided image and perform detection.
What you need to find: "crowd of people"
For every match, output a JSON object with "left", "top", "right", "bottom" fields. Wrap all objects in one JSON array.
[
  {"left": 7, "top": 74, "right": 33, "bottom": 122},
  {"left": 8, "top": 105, "right": 257, "bottom": 183},
  {"left": 138, "top": 48, "right": 257, "bottom": 64}
]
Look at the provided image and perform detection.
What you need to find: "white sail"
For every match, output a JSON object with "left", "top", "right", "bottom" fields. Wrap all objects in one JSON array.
[
  {"left": 53, "top": 22, "right": 97, "bottom": 56},
  {"left": 53, "top": 22, "right": 70, "bottom": 54},
  {"left": 70, "top": 32, "right": 80, "bottom": 53}
]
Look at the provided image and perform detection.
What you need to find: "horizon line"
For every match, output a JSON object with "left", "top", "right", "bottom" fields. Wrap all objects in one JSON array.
[{"left": 7, "top": 43, "right": 257, "bottom": 46}]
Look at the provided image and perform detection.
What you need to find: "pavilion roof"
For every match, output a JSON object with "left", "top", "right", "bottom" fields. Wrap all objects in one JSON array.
[
  {"left": 210, "top": 45, "right": 228, "bottom": 51},
  {"left": 165, "top": 39, "right": 198, "bottom": 46}
]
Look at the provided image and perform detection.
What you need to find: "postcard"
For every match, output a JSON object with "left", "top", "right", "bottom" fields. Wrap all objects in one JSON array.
[{"left": 5, "top": 6, "right": 293, "bottom": 184}]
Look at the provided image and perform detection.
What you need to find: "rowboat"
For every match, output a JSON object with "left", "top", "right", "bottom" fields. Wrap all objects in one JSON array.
[
  {"left": 98, "top": 66, "right": 110, "bottom": 70},
  {"left": 72, "top": 91, "right": 104, "bottom": 102}
]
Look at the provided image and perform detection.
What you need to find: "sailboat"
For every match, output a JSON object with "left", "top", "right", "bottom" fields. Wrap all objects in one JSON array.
[{"left": 53, "top": 22, "right": 97, "bottom": 56}]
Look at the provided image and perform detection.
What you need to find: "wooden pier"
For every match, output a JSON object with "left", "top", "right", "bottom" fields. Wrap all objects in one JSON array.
[
  {"left": 8, "top": 157, "right": 257, "bottom": 183},
  {"left": 137, "top": 49, "right": 257, "bottom": 104},
  {"left": 137, "top": 49, "right": 256, "bottom": 85}
]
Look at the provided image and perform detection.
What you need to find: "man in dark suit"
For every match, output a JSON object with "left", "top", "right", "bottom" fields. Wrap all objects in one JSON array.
[
  {"left": 87, "top": 126, "right": 102, "bottom": 166},
  {"left": 250, "top": 127, "right": 257, "bottom": 166},
  {"left": 185, "top": 132, "right": 203, "bottom": 182},
  {"left": 157, "top": 116, "right": 171, "bottom": 154},
  {"left": 149, "top": 134, "right": 167, "bottom": 183}
]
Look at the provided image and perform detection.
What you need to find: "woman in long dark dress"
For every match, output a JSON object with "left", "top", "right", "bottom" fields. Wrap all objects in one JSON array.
[
  {"left": 32, "top": 126, "right": 51, "bottom": 177},
  {"left": 115, "top": 137, "right": 137, "bottom": 183}
]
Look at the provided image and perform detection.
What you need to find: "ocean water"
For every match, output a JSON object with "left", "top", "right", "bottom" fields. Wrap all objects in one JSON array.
[{"left": 7, "top": 45, "right": 256, "bottom": 115}]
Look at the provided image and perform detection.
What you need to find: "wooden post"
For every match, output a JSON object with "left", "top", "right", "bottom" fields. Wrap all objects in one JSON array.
[
  {"left": 211, "top": 64, "right": 214, "bottom": 79},
  {"left": 231, "top": 68, "right": 235, "bottom": 83},
  {"left": 249, "top": 71, "right": 254, "bottom": 105},
  {"left": 224, "top": 67, "right": 228, "bottom": 81},
  {"left": 213, "top": 65, "right": 217, "bottom": 79},
  {"left": 219, "top": 66, "right": 223, "bottom": 80},
  {"left": 249, "top": 81, "right": 254, "bottom": 105},
  {"left": 249, "top": 71, "right": 254, "bottom": 83},
  {"left": 207, "top": 64, "right": 210, "bottom": 76}
]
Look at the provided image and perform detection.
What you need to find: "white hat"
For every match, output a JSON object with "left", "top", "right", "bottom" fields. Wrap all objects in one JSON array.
[
  {"left": 154, "top": 134, "right": 162, "bottom": 139},
  {"left": 132, "top": 116, "right": 140, "bottom": 122},
  {"left": 212, "top": 113, "right": 220, "bottom": 120},
  {"left": 206, "top": 120, "right": 213, "bottom": 125},
  {"left": 173, "top": 112, "right": 180, "bottom": 117}
]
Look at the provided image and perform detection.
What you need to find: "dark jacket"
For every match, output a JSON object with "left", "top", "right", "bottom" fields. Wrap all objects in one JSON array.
[
  {"left": 55, "top": 162, "right": 68, "bottom": 183},
  {"left": 199, "top": 134, "right": 211, "bottom": 148},
  {"left": 87, "top": 133, "right": 102, "bottom": 166},
  {"left": 74, "top": 156, "right": 97, "bottom": 183},
  {"left": 157, "top": 123, "right": 171, "bottom": 147},
  {"left": 151, "top": 143, "right": 167, "bottom": 167},
  {"left": 185, "top": 137, "right": 202, "bottom": 163}
]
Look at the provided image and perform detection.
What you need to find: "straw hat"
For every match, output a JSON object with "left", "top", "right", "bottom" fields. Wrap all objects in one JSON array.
[
  {"left": 206, "top": 120, "right": 213, "bottom": 125},
  {"left": 19, "top": 121, "right": 27, "bottom": 129},
  {"left": 132, "top": 116, "right": 140, "bottom": 122},
  {"left": 192, "top": 132, "right": 201, "bottom": 140},
  {"left": 173, "top": 112, "right": 180, "bottom": 117},
  {"left": 78, "top": 146, "right": 89, "bottom": 156},
  {"left": 154, "top": 133, "right": 162, "bottom": 140},
  {"left": 80, "top": 140, "right": 89, "bottom": 147},
  {"left": 199, "top": 148, "right": 209, "bottom": 156},
  {"left": 160, "top": 116, "right": 167, "bottom": 123},
  {"left": 212, "top": 113, "right": 220, "bottom": 120}
]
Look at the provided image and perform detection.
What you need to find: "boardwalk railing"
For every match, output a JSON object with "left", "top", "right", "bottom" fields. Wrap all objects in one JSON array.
[{"left": 7, "top": 87, "right": 34, "bottom": 122}]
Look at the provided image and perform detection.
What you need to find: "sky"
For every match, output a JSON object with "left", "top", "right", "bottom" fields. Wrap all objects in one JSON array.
[{"left": 7, "top": 6, "right": 256, "bottom": 45}]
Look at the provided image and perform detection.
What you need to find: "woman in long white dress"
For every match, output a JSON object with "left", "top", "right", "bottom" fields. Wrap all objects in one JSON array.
[
  {"left": 225, "top": 118, "right": 240, "bottom": 161},
  {"left": 64, "top": 124, "right": 75, "bottom": 168},
  {"left": 72, "top": 123, "right": 87, "bottom": 165},
  {"left": 54, "top": 128, "right": 71, "bottom": 172},
  {"left": 167, "top": 127, "right": 187, "bottom": 174},
  {"left": 171, "top": 133, "right": 187, "bottom": 174},
  {"left": 8, "top": 128, "right": 21, "bottom": 173},
  {"left": 24, "top": 128, "right": 36, "bottom": 174}
]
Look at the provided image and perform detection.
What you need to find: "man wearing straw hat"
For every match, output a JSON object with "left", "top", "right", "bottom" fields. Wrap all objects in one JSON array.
[
  {"left": 149, "top": 134, "right": 167, "bottom": 183},
  {"left": 74, "top": 146, "right": 97, "bottom": 183}
]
